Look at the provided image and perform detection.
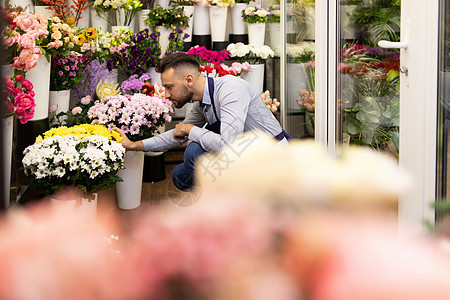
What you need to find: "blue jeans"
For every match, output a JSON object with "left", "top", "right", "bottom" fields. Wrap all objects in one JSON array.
[{"left": 172, "top": 142, "right": 206, "bottom": 191}]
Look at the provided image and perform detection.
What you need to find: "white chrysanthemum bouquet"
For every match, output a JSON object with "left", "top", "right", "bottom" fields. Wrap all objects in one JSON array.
[
  {"left": 22, "top": 124, "right": 126, "bottom": 196},
  {"left": 226, "top": 42, "right": 274, "bottom": 64}
]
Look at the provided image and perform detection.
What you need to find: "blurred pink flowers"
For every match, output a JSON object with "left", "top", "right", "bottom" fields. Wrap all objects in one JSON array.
[{"left": 261, "top": 90, "right": 280, "bottom": 113}]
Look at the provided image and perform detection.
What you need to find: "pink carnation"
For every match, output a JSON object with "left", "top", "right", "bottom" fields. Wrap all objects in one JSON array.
[
  {"left": 22, "top": 80, "right": 33, "bottom": 92},
  {"left": 71, "top": 107, "right": 82, "bottom": 115}
]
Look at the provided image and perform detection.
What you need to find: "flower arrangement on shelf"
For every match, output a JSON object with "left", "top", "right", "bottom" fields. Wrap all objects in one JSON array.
[
  {"left": 120, "top": 73, "right": 151, "bottom": 93},
  {"left": 2, "top": 75, "right": 36, "bottom": 124},
  {"left": 226, "top": 42, "right": 274, "bottom": 64},
  {"left": 241, "top": 6, "right": 269, "bottom": 23},
  {"left": 261, "top": 90, "right": 279, "bottom": 113},
  {"left": 144, "top": 6, "right": 189, "bottom": 30},
  {"left": 286, "top": 42, "right": 315, "bottom": 63},
  {"left": 207, "top": 0, "right": 235, "bottom": 7},
  {"left": 186, "top": 45, "right": 230, "bottom": 65},
  {"left": 41, "top": 0, "right": 90, "bottom": 27},
  {"left": 50, "top": 52, "right": 91, "bottom": 91},
  {"left": 88, "top": 91, "right": 173, "bottom": 141},
  {"left": 22, "top": 124, "right": 126, "bottom": 196},
  {"left": 107, "top": 28, "right": 161, "bottom": 76}
]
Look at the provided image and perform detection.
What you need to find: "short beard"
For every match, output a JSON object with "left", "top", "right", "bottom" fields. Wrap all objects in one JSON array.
[{"left": 171, "top": 86, "right": 193, "bottom": 109}]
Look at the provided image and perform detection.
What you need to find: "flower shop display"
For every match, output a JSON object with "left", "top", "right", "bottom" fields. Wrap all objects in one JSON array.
[
  {"left": 241, "top": 6, "right": 268, "bottom": 47},
  {"left": 49, "top": 52, "right": 90, "bottom": 117},
  {"left": 106, "top": 28, "right": 161, "bottom": 77},
  {"left": 164, "top": 28, "right": 189, "bottom": 56},
  {"left": 199, "top": 62, "right": 248, "bottom": 77},
  {"left": 115, "top": 0, "right": 142, "bottom": 28},
  {"left": 22, "top": 124, "right": 125, "bottom": 196},
  {"left": 227, "top": 42, "right": 274, "bottom": 94},
  {"left": 230, "top": 0, "right": 250, "bottom": 35},
  {"left": 87, "top": 91, "right": 173, "bottom": 209}
]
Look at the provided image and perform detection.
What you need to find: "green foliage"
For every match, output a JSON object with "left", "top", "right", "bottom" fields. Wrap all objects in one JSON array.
[{"left": 145, "top": 6, "right": 189, "bottom": 29}]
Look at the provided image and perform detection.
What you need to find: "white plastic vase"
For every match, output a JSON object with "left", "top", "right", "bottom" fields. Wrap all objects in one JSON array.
[
  {"left": 209, "top": 6, "right": 228, "bottom": 42},
  {"left": 138, "top": 9, "right": 151, "bottom": 31},
  {"left": 287, "top": 63, "right": 309, "bottom": 110},
  {"left": 182, "top": 6, "right": 195, "bottom": 42},
  {"left": 193, "top": 5, "right": 210, "bottom": 35},
  {"left": 268, "top": 22, "right": 280, "bottom": 50},
  {"left": 27, "top": 55, "right": 51, "bottom": 121},
  {"left": 116, "top": 8, "right": 135, "bottom": 28},
  {"left": 231, "top": 3, "right": 247, "bottom": 34},
  {"left": 2, "top": 116, "right": 13, "bottom": 208},
  {"left": 49, "top": 90, "right": 71, "bottom": 116},
  {"left": 241, "top": 63, "right": 264, "bottom": 95},
  {"left": 90, "top": 7, "right": 109, "bottom": 31},
  {"left": 34, "top": 6, "right": 55, "bottom": 17},
  {"left": 248, "top": 22, "right": 265, "bottom": 47},
  {"left": 50, "top": 193, "right": 98, "bottom": 221},
  {"left": 156, "top": 26, "right": 171, "bottom": 57},
  {"left": 116, "top": 151, "right": 145, "bottom": 210}
]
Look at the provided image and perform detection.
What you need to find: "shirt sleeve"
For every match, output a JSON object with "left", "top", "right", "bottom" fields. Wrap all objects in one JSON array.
[
  {"left": 188, "top": 80, "right": 249, "bottom": 153},
  {"left": 142, "top": 102, "right": 207, "bottom": 152}
]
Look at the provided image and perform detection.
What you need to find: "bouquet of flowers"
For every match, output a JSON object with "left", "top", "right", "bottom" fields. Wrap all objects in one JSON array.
[
  {"left": 107, "top": 28, "right": 161, "bottom": 76},
  {"left": 41, "top": 0, "right": 90, "bottom": 27},
  {"left": 145, "top": 6, "right": 189, "bottom": 30},
  {"left": 226, "top": 42, "right": 274, "bottom": 64},
  {"left": 22, "top": 124, "right": 126, "bottom": 196},
  {"left": 164, "top": 29, "right": 189, "bottom": 56},
  {"left": 2, "top": 74, "right": 36, "bottom": 124},
  {"left": 260, "top": 90, "right": 279, "bottom": 113},
  {"left": 207, "top": 0, "right": 235, "bottom": 7},
  {"left": 50, "top": 52, "right": 91, "bottom": 91},
  {"left": 169, "top": 0, "right": 196, "bottom": 6},
  {"left": 186, "top": 45, "right": 230, "bottom": 65},
  {"left": 88, "top": 93, "right": 173, "bottom": 141},
  {"left": 3, "top": 12, "right": 49, "bottom": 71},
  {"left": 241, "top": 6, "right": 269, "bottom": 23},
  {"left": 267, "top": 5, "right": 280, "bottom": 23},
  {"left": 287, "top": 42, "right": 315, "bottom": 63},
  {"left": 93, "top": 0, "right": 142, "bottom": 26}
]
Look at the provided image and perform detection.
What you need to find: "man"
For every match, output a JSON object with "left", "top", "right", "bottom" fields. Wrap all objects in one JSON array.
[{"left": 115, "top": 52, "right": 290, "bottom": 191}]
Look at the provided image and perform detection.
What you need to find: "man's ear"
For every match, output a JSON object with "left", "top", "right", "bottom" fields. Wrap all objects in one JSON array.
[{"left": 185, "top": 73, "right": 195, "bottom": 87}]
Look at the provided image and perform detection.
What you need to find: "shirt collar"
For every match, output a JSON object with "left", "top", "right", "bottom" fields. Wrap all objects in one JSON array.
[{"left": 200, "top": 75, "right": 212, "bottom": 108}]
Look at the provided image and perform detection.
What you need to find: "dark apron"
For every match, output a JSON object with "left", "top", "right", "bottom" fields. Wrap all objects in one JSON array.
[{"left": 203, "top": 76, "right": 292, "bottom": 141}]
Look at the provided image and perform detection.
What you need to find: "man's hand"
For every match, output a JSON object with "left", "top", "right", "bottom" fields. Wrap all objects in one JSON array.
[
  {"left": 173, "top": 122, "right": 194, "bottom": 141},
  {"left": 112, "top": 126, "right": 144, "bottom": 151}
]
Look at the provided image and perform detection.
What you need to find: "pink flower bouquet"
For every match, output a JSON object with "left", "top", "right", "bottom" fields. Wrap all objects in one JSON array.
[
  {"left": 3, "top": 75, "right": 36, "bottom": 124},
  {"left": 87, "top": 94, "right": 174, "bottom": 141},
  {"left": 3, "top": 12, "right": 77, "bottom": 72}
]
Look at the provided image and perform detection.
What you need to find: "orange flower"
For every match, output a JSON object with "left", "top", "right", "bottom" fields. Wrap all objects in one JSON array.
[
  {"left": 85, "top": 27, "right": 97, "bottom": 40},
  {"left": 76, "top": 34, "right": 86, "bottom": 46}
]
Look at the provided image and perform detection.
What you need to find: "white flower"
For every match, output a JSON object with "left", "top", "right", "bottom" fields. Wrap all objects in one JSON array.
[{"left": 256, "top": 9, "right": 268, "bottom": 17}]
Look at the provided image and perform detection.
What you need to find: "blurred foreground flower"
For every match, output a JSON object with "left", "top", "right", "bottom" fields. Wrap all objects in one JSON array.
[{"left": 196, "top": 131, "right": 410, "bottom": 210}]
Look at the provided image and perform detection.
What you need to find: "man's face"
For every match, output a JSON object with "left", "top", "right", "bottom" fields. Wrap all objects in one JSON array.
[{"left": 161, "top": 68, "right": 193, "bottom": 109}]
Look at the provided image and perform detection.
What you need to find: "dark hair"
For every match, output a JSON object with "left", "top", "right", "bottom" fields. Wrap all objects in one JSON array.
[{"left": 155, "top": 52, "right": 201, "bottom": 75}]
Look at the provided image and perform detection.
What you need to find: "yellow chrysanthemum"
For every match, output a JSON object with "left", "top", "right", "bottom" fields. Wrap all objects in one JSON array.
[
  {"left": 85, "top": 27, "right": 97, "bottom": 40},
  {"left": 36, "top": 124, "right": 122, "bottom": 143},
  {"left": 76, "top": 34, "right": 86, "bottom": 46},
  {"left": 65, "top": 17, "right": 75, "bottom": 26},
  {"left": 96, "top": 80, "right": 121, "bottom": 99}
]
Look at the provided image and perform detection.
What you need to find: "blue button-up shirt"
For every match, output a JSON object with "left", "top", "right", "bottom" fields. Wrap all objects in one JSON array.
[{"left": 142, "top": 75, "right": 283, "bottom": 153}]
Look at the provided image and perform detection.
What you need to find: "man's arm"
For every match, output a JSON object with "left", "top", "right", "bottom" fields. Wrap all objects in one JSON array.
[{"left": 188, "top": 81, "right": 250, "bottom": 152}]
